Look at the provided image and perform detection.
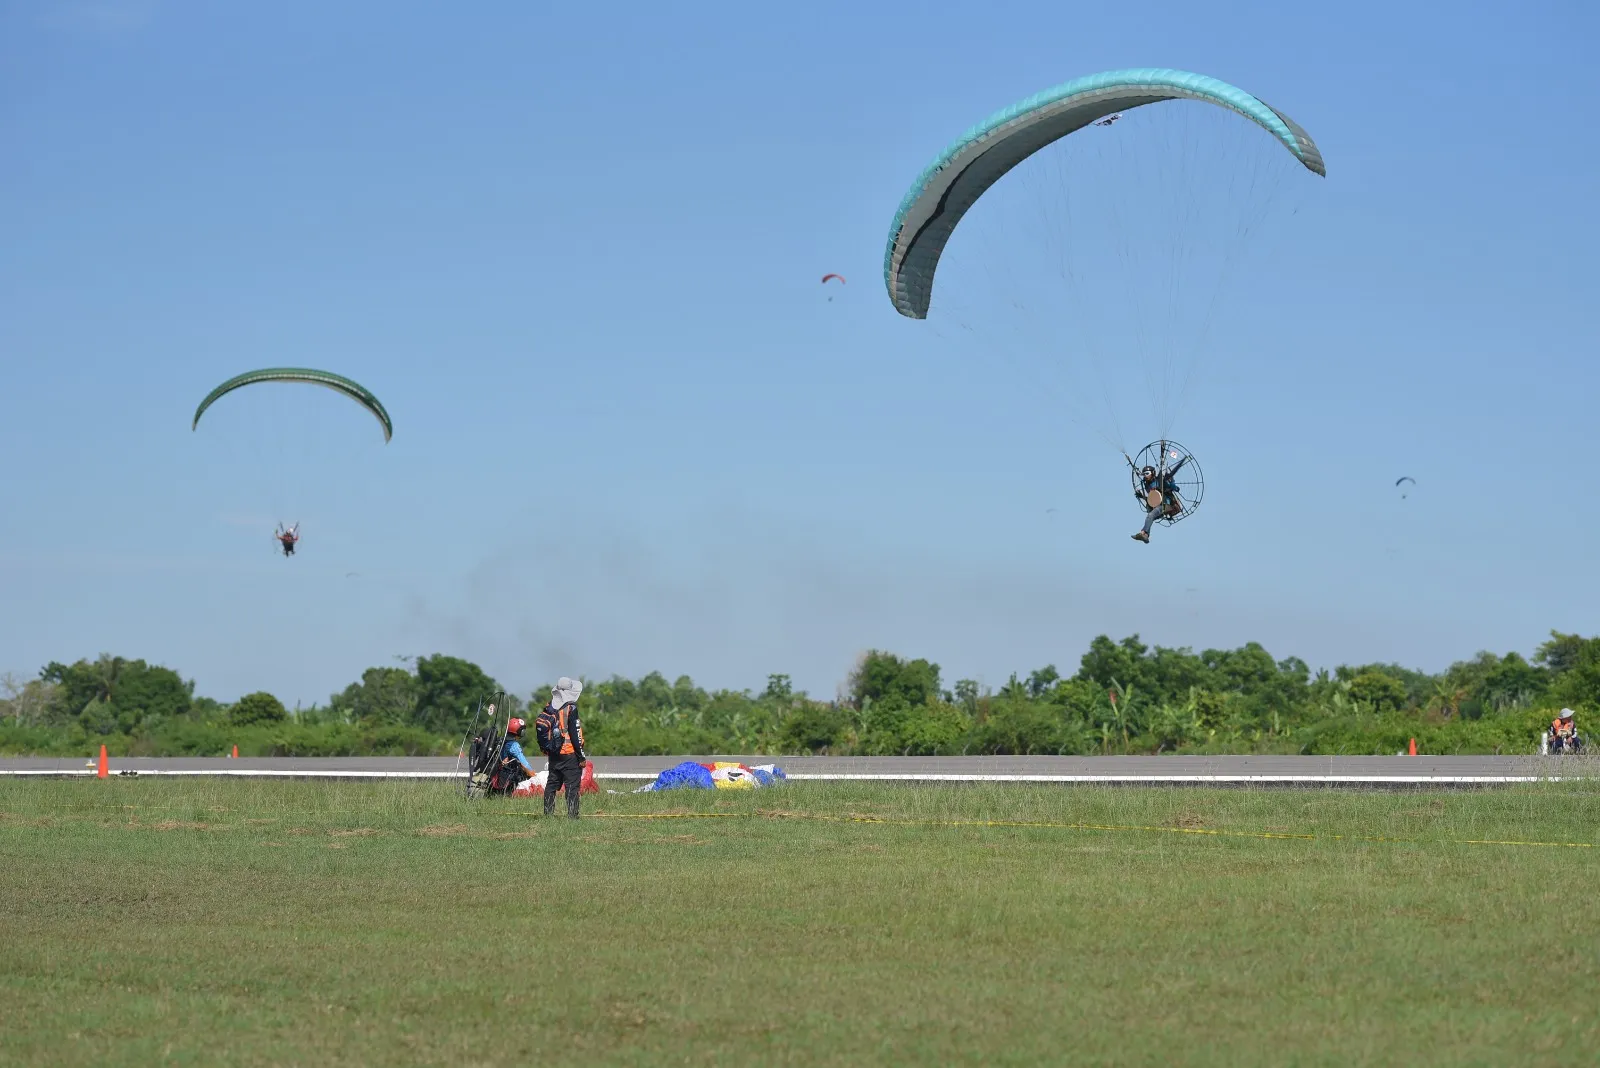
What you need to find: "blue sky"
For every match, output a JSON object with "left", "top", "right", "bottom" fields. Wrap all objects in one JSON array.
[{"left": 2, "top": 0, "right": 1595, "bottom": 706}]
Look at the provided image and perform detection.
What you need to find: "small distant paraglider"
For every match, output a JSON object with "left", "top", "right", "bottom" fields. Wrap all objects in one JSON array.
[
  {"left": 822, "top": 273, "right": 845, "bottom": 301},
  {"left": 1395, "top": 476, "right": 1416, "bottom": 499}
]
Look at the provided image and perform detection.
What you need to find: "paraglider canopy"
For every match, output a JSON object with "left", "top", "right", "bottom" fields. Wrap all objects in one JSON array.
[
  {"left": 884, "top": 67, "right": 1325, "bottom": 320},
  {"left": 821, "top": 273, "right": 845, "bottom": 284},
  {"left": 1395, "top": 476, "right": 1416, "bottom": 499},
  {"left": 193, "top": 368, "right": 393, "bottom": 442}
]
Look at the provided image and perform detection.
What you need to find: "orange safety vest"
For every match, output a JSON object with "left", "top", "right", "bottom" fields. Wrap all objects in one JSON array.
[{"left": 1552, "top": 718, "right": 1575, "bottom": 737}]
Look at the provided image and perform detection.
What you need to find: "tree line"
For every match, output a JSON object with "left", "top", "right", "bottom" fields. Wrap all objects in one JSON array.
[{"left": 2, "top": 631, "right": 1595, "bottom": 758}]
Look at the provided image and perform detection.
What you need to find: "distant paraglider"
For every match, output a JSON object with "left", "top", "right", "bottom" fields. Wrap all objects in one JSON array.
[
  {"left": 821, "top": 273, "right": 845, "bottom": 301},
  {"left": 194, "top": 369, "right": 392, "bottom": 556},
  {"left": 1127, "top": 440, "right": 1203, "bottom": 543},
  {"left": 274, "top": 522, "right": 300, "bottom": 557},
  {"left": 882, "top": 68, "right": 1324, "bottom": 542},
  {"left": 1395, "top": 476, "right": 1416, "bottom": 499}
]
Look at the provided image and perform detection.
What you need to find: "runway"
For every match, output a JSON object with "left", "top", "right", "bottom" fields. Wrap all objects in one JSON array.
[{"left": 0, "top": 753, "right": 1582, "bottom": 785}]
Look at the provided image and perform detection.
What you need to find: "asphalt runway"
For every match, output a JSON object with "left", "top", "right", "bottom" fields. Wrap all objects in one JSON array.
[{"left": 0, "top": 753, "right": 1583, "bottom": 785}]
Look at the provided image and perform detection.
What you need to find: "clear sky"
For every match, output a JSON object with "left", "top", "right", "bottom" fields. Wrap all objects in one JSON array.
[{"left": 2, "top": 0, "right": 1596, "bottom": 706}]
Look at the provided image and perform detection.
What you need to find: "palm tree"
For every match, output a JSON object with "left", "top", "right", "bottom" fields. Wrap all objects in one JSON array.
[
  {"left": 91, "top": 654, "right": 127, "bottom": 705},
  {"left": 1425, "top": 679, "right": 1467, "bottom": 721}
]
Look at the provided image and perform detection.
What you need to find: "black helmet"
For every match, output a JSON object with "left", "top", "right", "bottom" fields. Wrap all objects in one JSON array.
[{"left": 1141, "top": 466, "right": 1156, "bottom": 480}]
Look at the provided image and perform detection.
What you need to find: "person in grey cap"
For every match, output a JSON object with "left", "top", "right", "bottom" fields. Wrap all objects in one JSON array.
[{"left": 534, "top": 677, "right": 588, "bottom": 817}]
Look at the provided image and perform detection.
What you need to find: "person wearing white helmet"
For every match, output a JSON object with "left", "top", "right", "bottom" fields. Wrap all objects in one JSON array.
[
  {"left": 535, "top": 677, "right": 588, "bottom": 817},
  {"left": 1547, "top": 708, "right": 1583, "bottom": 755}
]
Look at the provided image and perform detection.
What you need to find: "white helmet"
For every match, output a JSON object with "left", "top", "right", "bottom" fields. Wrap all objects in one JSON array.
[
  {"left": 1559, "top": 708, "right": 1575, "bottom": 720},
  {"left": 551, "top": 676, "right": 583, "bottom": 708}
]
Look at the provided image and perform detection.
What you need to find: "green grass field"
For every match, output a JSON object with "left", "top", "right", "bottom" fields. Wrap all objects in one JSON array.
[{"left": 3, "top": 778, "right": 1597, "bottom": 1066}]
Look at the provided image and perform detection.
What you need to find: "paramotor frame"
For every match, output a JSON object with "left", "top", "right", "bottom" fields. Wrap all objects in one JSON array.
[
  {"left": 459, "top": 690, "right": 511, "bottom": 800},
  {"left": 1131, "top": 440, "right": 1204, "bottom": 525}
]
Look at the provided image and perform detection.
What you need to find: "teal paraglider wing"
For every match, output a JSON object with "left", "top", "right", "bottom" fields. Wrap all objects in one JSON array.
[
  {"left": 192, "top": 368, "right": 393, "bottom": 442},
  {"left": 884, "top": 68, "right": 1326, "bottom": 319}
]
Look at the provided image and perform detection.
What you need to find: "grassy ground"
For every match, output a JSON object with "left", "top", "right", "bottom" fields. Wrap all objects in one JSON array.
[{"left": 2, "top": 779, "right": 1597, "bottom": 1066}]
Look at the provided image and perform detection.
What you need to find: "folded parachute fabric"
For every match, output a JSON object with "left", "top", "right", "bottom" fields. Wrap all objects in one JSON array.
[
  {"left": 634, "top": 761, "right": 713, "bottom": 792},
  {"left": 511, "top": 760, "right": 599, "bottom": 797},
  {"left": 635, "top": 761, "right": 787, "bottom": 792}
]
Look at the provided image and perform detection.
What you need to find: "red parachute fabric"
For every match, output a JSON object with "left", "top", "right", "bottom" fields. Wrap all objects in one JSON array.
[{"left": 511, "top": 760, "right": 599, "bottom": 797}]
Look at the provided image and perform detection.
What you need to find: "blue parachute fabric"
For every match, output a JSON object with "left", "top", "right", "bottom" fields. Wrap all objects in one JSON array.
[
  {"left": 633, "top": 761, "right": 788, "bottom": 792},
  {"left": 639, "top": 761, "right": 716, "bottom": 792}
]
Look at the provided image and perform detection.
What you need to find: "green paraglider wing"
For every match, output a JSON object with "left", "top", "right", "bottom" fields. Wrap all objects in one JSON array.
[
  {"left": 192, "top": 368, "right": 393, "bottom": 442},
  {"left": 884, "top": 68, "right": 1326, "bottom": 319}
]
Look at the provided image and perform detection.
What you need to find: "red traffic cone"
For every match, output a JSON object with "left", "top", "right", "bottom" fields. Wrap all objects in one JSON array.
[
  {"left": 1408, "top": 737, "right": 1417, "bottom": 756},
  {"left": 97, "top": 744, "right": 108, "bottom": 779},
  {"left": 231, "top": 745, "right": 239, "bottom": 759}
]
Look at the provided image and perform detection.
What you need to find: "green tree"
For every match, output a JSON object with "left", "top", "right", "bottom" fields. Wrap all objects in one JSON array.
[
  {"left": 231, "top": 692, "right": 287, "bottom": 727},
  {"left": 79, "top": 697, "right": 119, "bottom": 736},
  {"left": 40, "top": 655, "right": 190, "bottom": 734},
  {"left": 111, "top": 662, "right": 192, "bottom": 729},
  {"left": 1478, "top": 652, "right": 1547, "bottom": 713},
  {"left": 413, "top": 654, "right": 498, "bottom": 736},
  {"left": 1026, "top": 665, "right": 1060, "bottom": 698},
  {"left": 779, "top": 702, "right": 849, "bottom": 753},
  {"left": 1537, "top": 631, "right": 1600, "bottom": 709},
  {"left": 40, "top": 658, "right": 107, "bottom": 725},
  {"left": 1424, "top": 679, "right": 1466, "bottom": 721},
  {"left": 341, "top": 667, "right": 418, "bottom": 727},
  {"left": 1076, "top": 635, "right": 1149, "bottom": 691},
  {"left": 1348, "top": 671, "right": 1408, "bottom": 714},
  {"left": 850, "top": 651, "right": 941, "bottom": 709}
]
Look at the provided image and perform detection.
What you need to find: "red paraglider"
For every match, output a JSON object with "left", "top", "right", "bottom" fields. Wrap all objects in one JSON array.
[{"left": 821, "top": 273, "right": 845, "bottom": 284}]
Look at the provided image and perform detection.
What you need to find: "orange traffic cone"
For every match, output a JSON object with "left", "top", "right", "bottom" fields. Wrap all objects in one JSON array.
[
  {"left": 97, "top": 744, "right": 108, "bottom": 779},
  {"left": 231, "top": 745, "right": 239, "bottom": 759},
  {"left": 1408, "top": 737, "right": 1417, "bottom": 756}
]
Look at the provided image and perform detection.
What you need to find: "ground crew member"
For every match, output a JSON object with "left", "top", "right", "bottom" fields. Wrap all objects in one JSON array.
[
  {"left": 535, "top": 677, "right": 587, "bottom": 818},
  {"left": 1548, "top": 708, "right": 1582, "bottom": 754},
  {"left": 497, "top": 717, "right": 536, "bottom": 792}
]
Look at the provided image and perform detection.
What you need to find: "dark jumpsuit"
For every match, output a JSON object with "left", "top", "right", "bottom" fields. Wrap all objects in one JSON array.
[{"left": 537, "top": 702, "right": 587, "bottom": 818}]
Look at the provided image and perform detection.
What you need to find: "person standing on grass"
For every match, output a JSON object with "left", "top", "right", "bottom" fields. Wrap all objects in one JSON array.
[{"left": 535, "top": 677, "right": 588, "bottom": 818}]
